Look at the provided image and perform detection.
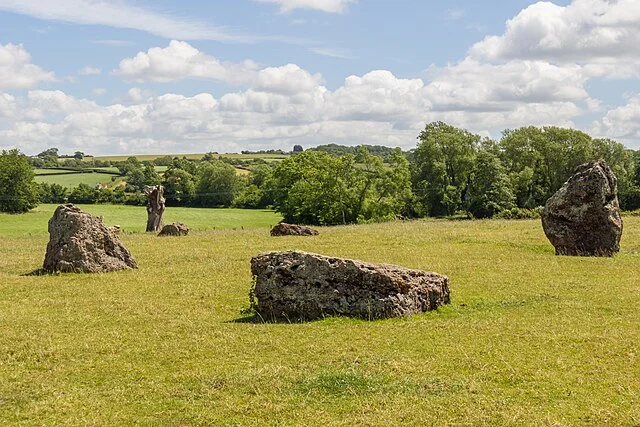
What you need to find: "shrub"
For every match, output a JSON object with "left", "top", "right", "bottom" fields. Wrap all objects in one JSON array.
[{"left": 495, "top": 207, "right": 543, "bottom": 220}]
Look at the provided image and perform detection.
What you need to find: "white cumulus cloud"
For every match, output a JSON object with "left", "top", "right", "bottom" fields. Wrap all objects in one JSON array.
[
  {"left": 591, "top": 94, "right": 640, "bottom": 146},
  {"left": 115, "top": 41, "right": 323, "bottom": 95},
  {"left": 115, "top": 40, "right": 260, "bottom": 84},
  {"left": 470, "top": 0, "right": 640, "bottom": 78},
  {"left": 0, "top": 43, "right": 55, "bottom": 89}
]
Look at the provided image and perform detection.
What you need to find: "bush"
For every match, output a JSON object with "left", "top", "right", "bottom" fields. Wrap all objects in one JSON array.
[
  {"left": 495, "top": 207, "right": 543, "bottom": 220},
  {"left": 39, "top": 183, "right": 68, "bottom": 204}
]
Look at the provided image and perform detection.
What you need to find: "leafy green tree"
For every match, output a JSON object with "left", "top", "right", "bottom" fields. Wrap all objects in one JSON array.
[
  {"left": 267, "top": 149, "right": 412, "bottom": 225},
  {"left": 468, "top": 151, "right": 515, "bottom": 218},
  {"left": 122, "top": 162, "right": 160, "bottom": 192},
  {"left": 117, "top": 156, "right": 142, "bottom": 176},
  {"left": 153, "top": 155, "right": 174, "bottom": 166},
  {"left": 201, "top": 152, "right": 219, "bottom": 162},
  {"left": 249, "top": 164, "right": 272, "bottom": 188},
  {"left": 499, "top": 127, "right": 636, "bottom": 208},
  {"left": 37, "top": 147, "right": 59, "bottom": 158},
  {"left": 413, "top": 121, "right": 479, "bottom": 216},
  {"left": 68, "top": 183, "right": 98, "bottom": 204},
  {"left": 162, "top": 167, "right": 196, "bottom": 206},
  {"left": 0, "top": 149, "right": 40, "bottom": 213},
  {"left": 39, "top": 182, "right": 68, "bottom": 204},
  {"left": 170, "top": 157, "right": 198, "bottom": 175},
  {"left": 42, "top": 154, "right": 59, "bottom": 168},
  {"left": 233, "top": 183, "right": 264, "bottom": 209},
  {"left": 592, "top": 138, "right": 637, "bottom": 209},
  {"left": 194, "top": 160, "right": 241, "bottom": 207},
  {"left": 356, "top": 147, "right": 412, "bottom": 222},
  {"left": 266, "top": 151, "right": 351, "bottom": 224}
]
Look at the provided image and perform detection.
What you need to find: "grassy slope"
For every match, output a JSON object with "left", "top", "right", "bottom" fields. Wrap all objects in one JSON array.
[
  {"left": 35, "top": 165, "right": 246, "bottom": 188},
  {"left": 0, "top": 216, "right": 638, "bottom": 425},
  {"left": 87, "top": 153, "right": 289, "bottom": 162},
  {"left": 34, "top": 173, "right": 117, "bottom": 188}
]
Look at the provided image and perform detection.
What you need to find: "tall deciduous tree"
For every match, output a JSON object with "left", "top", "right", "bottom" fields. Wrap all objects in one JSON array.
[
  {"left": 162, "top": 166, "right": 196, "bottom": 206},
  {"left": 267, "top": 149, "right": 412, "bottom": 225},
  {"left": 413, "top": 121, "right": 479, "bottom": 216},
  {"left": 194, "top": 160, "right": 241, "bottom": 207},
  {"left": 498, "top": 126, "right": 637, "bottom": 209},
  {"left": 468, "top": 151, "right": 515, "bottom": 218},
  {"left": 0, "top": 149, "right": 40, "bottom": 213}
]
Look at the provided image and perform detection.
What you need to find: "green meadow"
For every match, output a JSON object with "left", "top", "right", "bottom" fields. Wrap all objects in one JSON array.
[
  {"left": 34, "top": 172, "right": 117, "bottom": 189},
  {"left": 0, "top": 204, "right": 282, "bottom": 236},
  {"left": 0, "top": 208, "right": 639, "bottom": 425},
  {"left": 85, "top": 153, "right": 289, "bottom": 162}
]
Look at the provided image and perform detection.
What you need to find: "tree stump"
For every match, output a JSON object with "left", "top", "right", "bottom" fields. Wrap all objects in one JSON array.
[{"left": 145, "top": 185, "right": 166, "bottom": 232}]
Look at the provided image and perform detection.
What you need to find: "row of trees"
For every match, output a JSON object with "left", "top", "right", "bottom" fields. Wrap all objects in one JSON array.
[
  {"left": 412, "top": 123, "right": 639, "bottom": 218},
  {"left": 3, "top": 122, "right": 640, "bottom": 222}
]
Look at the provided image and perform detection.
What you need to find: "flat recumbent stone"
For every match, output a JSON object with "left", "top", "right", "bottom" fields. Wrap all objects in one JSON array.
[{"left": 250, "top": 250, "right": 450, "bottom": 321}]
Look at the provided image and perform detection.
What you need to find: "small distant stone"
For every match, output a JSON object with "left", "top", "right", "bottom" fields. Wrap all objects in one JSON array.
[
  {"left": 157, "top": 222, "right": 189, "bottom": 237},
  {"left": 542, "top": 159, "right": 623, "bottom": 257},
  {"left": 43, "top": 204, "right": 137, "bottom": 273},
  {"left": 250, "top": 250, "right": 450, "bottom": 321},
  {"left": 270, "top": 223, "right": 319, "bottom": 236}
]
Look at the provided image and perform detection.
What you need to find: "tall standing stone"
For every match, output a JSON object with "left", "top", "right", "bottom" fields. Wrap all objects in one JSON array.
[
  {"left": 43, "top": 204, "right": 137, "bottom": 273},
  {"left": 541, "top": 159, "right": 623, "bottom": 256},
  {"left": 145, "top": 185, "right": 165, "bottom": 232}
]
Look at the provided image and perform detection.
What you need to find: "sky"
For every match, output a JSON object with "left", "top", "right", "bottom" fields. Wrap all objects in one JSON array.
[{"left": 1, "top": 0, "right": 640, "bottom": 156}]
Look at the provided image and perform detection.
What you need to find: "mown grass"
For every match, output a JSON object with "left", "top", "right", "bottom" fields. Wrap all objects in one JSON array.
[{"left": 0, "top": 215, "right": 639, "bottom": 425}]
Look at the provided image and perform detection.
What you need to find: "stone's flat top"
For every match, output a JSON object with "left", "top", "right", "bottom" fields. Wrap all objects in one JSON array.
[
  {"left": 253, "top": 250, "right": 440, "bottom": 276},
  {"left": 251, "top": 250, "right": 450, "bottom": 321}
]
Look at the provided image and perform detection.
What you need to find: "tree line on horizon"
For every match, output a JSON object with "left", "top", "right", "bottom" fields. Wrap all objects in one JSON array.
[{"left": 2, "top": 122, "right": 640, "bottom": 224}]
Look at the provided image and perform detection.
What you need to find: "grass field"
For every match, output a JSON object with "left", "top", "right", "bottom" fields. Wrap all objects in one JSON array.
[
  {"left": 0, "top": 204, "right": 282, "bottom": 236},
  {"left": 85, "top": 154, "right": 206, "bottom": 162},
  {"left": 0, "top": 212, "right": 639, "bottom": 425},
  {"left": 86, "top": 153, "right": 289, "bottom": 162},
  {"left": 35, "top": 166, "right": 250, "bottom": 189},
  {"left": 34, "top": 172, "right": 117, "bottom": 188}
]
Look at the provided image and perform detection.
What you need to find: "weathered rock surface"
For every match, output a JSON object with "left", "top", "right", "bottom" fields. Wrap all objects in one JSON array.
[
  {"left": 270, "top": 223, "right": 319, "bottom": 236},
  {"left": 158, "top": 222, "right": 189, "bottom": 237},
  {"left": 542, "top": 159, "right": 623, "bottom": 256},
  {"left": 250, "top": 251, "right": 450, "bottom": 320},
  {"left": 43, "top": 204, "right": 137, "bottom": 273}
]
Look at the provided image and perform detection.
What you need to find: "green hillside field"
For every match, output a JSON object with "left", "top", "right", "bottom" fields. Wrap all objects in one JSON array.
[{"left": 0, "top": 211, "right": 638, "bottom": 425}]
